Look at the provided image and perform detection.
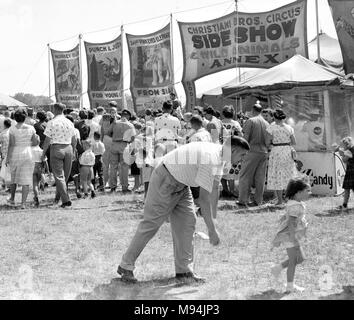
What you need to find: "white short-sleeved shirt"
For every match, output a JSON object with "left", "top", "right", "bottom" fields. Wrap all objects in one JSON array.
[
  {"left": 163, "top": 142, "right": 225, "bottom": 193},
  {"left": 189, "top": 128, "right": 212, "bottom": 143},
  {"left": 92, "top": 140, "right": 105, "bottom": 156},
  {"left": 154, "top": 113, "right": 181, "bottom": 141},
  {"left": 32, "top": 145, "right": 44, "bottom": 163},
  {"left": 79, "top": 149, "right": 95, "bottom": 166},
  {"left": 44, "top": 115, "right": 75, "bottom": 144}
]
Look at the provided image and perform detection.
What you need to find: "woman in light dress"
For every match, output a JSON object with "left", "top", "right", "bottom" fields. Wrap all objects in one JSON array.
[
  {"left": 267, "top": 108, "right": 298, "bottom": 205},
  {"left": 6, "top": 108, "right": 38, "bottom": 209}
]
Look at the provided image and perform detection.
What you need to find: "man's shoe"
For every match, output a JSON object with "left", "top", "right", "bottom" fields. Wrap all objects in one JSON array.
[
  {"left": 247, "top": 201, "right": 259, "bottom": 207},
  {"left": 117, "top": 265, "right": 137, "bottom": 283},
  {"left": 175, "top": 272, "right": 206, "bottom": 283},
  {"left": 236, "top": 201, "right": 248, "bottom": 208},
  {"left": 76, "top": 192, "right": 82, "bottom": 199},
  {"left": 110, "top": 188, "right": 116, "bottom": 193},
  {"left": 60, "top": 201, "right": 72, "bottom": 208},
  {"left": 122, "top": 189, "right": 132, "bottom": 194},
  {"left": 91, "top": 190, "right": 96, "bottom": 198}
]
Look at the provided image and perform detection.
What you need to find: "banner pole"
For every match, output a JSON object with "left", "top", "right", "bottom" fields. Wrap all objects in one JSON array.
[
  {"left": 235, "top": 0, "right": 241, "bottom": 113},
  {"left": 79, "top": 34, "right": 83, "bottom": 109},
  {"left": 47, "top": 43, "right": 51, "bottom": 100},
  {"left": 170, "top": 13, "right": 175, "bottom": 94},
  {"left": 121, "top": 24, "right": 126, "bottom": 110},
  {"left": 315, "top": 0, "right": 321, "bottom": 62}
]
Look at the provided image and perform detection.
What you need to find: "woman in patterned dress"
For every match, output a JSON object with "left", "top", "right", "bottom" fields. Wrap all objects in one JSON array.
[
  {"left": 267, "top": 108, "right": 298, "bottom": 205},
  {"left": 6, "top": 109, "right": 38, "bottom": 209},
  {"left": 220, "top": 105, "right": 243, "bottom": 198}
]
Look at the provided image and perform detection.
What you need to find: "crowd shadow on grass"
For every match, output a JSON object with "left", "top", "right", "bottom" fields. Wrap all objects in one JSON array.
[
  {"left": 76, "top": 277, "right": 200, "bottom": 300},
  {"left": 218, "top": 203, "right": 284, "bottom": 214},
  {"left": 249, "top": 289, "right": 288, "bottom": 300},
  {"left": 319, "top": 286, "right": 354, "bottom": 300},
  {"left": 315, "top": 208, "right": 354, "bottom": 218}
]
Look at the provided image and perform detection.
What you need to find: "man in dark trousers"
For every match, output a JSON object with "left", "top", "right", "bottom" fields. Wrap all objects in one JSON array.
[{"left": 237, "top": 103, "right": 271, "bottom": 207}]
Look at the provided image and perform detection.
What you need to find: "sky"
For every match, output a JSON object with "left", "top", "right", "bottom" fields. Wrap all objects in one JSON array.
[{"left": 0, "top": 0, "right": 337, "bottom": 106}]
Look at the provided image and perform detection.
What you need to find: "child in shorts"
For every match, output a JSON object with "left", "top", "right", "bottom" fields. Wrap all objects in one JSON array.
[{"left": 79, "top": 140, "right": 96, "bottom": 198}]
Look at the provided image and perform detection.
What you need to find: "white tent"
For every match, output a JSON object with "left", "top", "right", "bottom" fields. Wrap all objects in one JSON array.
[
  {"left": 0, "top": 93, "right": 27, "bottom": 107},
  {"left": 308, "top": 32, "right": 343, "bottom": 69}
]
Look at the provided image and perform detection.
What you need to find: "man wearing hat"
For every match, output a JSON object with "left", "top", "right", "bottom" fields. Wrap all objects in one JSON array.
[
  {"left": 108, "top": 108, "right": 136, "bottom": 192},
  {"left": 237, "top": 102, "right": 271, "bottom": 207}
]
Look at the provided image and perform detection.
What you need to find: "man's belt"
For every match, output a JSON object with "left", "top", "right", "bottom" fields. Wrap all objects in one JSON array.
[
  {"left": 113, "top": 140, "right": 130, "bottom": 143},
  {"left": 158, "top": 138, "right": 178, "bottom": 142},
  {"left": 272, "top": 143, "right": 290, "bottom": 146}
]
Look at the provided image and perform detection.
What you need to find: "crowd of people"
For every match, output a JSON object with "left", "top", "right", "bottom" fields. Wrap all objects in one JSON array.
[
  {"left": 2, "top": 94, "right": 352, "bottom": 293},
  {"left": 0, "top": 94, "right": 302, "bottom": 210}
]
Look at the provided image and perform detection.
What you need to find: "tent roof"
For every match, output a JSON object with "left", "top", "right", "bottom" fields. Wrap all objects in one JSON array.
[
  {"left": 0, "top": 93, "right": 27, "bottom": 107},
  {"left": 308, "top": 32, "right": 343, "bottom": 68},
  {"left": 200, "top": 69, "right": 264, "bottom": 97},
  {"left": 222, "top": 55, "right": 344, "bottom": 97}
]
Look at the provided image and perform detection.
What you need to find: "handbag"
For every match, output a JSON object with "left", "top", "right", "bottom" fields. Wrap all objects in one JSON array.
[
  {"left": 0, "top": 159, "right": 11, "bottom": 183},
  {"left": 291, "top": 148, "right": 297, "bottom": 161}
]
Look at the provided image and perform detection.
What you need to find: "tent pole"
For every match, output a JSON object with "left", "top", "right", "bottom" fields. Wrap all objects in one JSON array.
[
  {"left": 79, "top": 34, "right": 83, "bottom": 109},
  {"left": 315, "top": 0, "right": 321, "bottom": 62},
  {"left": 323, "top": 90, "right": 331, "bottom": 148},
  {"left": 235, "top": 0, "right": 241, "bottom": 112},
  {"left": 47, "top": 43, "right": 51, "bottom": 100},
  {"left": 170, "top": 14, "right": 175, "bottom": 94},
  {"left": 121, "top": 24, "right": 125, "bottom": 110}
]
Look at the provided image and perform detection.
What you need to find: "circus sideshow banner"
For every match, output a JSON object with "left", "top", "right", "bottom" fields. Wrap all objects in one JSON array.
[
  {"left": 178, "top": 0, "right": 307, "bottom": 108},
  {"left": 84, "top": 36, "right": 123, "bottom": 109},
  {"left": 328, "top": 0, "right": 354, "bottom": 73},
  {"left": 126, "top": 24, "right": 175, "bottom": 113},
  {"left": 51, "top": 45, "right": 81, "bottom": 108}
]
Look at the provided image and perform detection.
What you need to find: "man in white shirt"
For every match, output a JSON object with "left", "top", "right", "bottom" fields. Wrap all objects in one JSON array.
[
  {"left": 93, "top": 106, "right": 104, "bottom": 124},
  {"left": 117, "top": 135, "right": 250, "bottom": 283},
  {"left": 154, "top": 100, "right": 181, "bottom": 153},
  {"left": 41, "top": 103, "right": 76, "bottom": 208},
  {"left": 189, "top": 115, "right": 212, "bottom": 143},
  {"left": 204, "top": 106, "right": 223, "bottom": 143}
]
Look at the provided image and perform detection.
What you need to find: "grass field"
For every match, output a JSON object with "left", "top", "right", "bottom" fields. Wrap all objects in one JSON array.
[{"left": 0, "top": 186, "right": 353, "bottom": 300}]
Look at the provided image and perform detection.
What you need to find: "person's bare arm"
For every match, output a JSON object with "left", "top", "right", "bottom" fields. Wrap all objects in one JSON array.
[
  {"left": 5, "top": 133, "right": 14, "bottom": 165},
  {"left": 288, "top": 216, "right": 299, "bottom": 246},
  {"left": 41, "top": 136, "right": 51, "bottom": 161},
  {"left": 199, "top": 185, "right": 220, "bottom": 246}
]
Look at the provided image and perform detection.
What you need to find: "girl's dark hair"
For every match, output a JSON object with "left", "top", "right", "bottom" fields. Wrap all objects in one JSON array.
[
  {"left": 14, "top": 108, "right": 27, "bottom": 123},
  {"left": 222, "top": 105, "right": 234, "bottom": 119},
  {"left": 285, "top": 177, "right": 310, "bottom": 199},
  {"left": 4, "top": 119, "right": 12, "bottom": 128}
]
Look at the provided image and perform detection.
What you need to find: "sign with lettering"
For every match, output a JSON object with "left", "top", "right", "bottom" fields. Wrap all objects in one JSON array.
[
  {"left": 84, "top": 35, "right": 123, "bottom": 109},
  {"left": 126, "top": 24, "right": 175, "bottom": 113},
  {"left": 178, "top": 0, "right": 307, "bottom": 109},
  {"left": 295, "top": 152, "right": 344, "bottom": 196},
  {"left": 51, "top": 44, "right": 81, "bottom": 108}
]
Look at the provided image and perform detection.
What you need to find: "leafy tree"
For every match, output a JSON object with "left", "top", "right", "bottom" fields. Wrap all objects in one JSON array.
[{"left": 12, "top": 93, "right": 53, "bottom": 106}]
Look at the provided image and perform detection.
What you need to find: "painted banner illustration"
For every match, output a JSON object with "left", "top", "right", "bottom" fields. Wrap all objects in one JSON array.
[
  {"left": 51, "top": 45, "right": 81, "bottom": 108},
  {"left": 328, "top": 0, "right": 354, "bottom": 73},
  {"left": 84, "top": 36, "right": 123, "bottom": 109},
  {"left": 178, "top": 0, "right": 307, "bottom": 109},
  {"left": 126, "top": 24, "right": 175, "bottom": 113}
]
